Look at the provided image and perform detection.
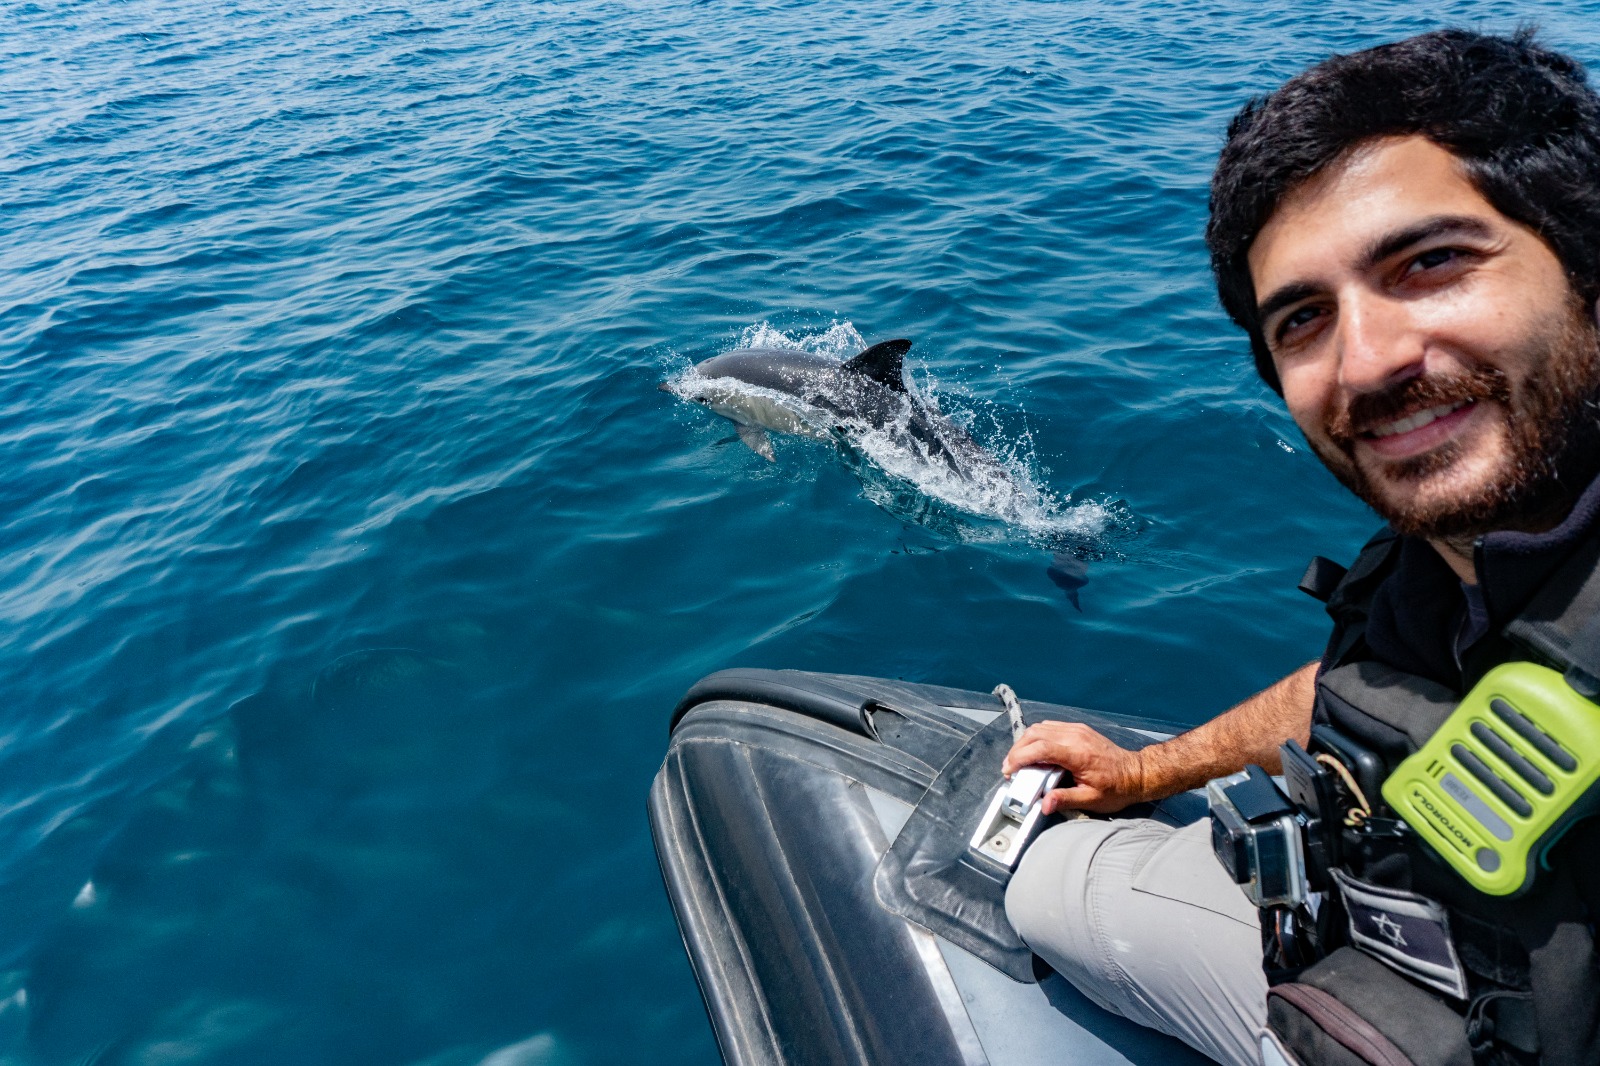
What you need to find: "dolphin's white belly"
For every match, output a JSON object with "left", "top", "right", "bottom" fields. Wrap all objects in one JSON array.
[{"left": 700, "top": 386, "right": 830, "bottom": 440}]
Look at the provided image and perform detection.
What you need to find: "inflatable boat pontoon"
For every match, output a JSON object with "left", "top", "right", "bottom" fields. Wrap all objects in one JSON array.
[{"left": 648, "top": 668, "right": 1219, "bottom": 1066}]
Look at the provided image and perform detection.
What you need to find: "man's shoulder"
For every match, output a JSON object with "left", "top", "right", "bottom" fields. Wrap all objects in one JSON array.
[{"left": 1325, "top": 526, "right": 1405, "bottom": 610}]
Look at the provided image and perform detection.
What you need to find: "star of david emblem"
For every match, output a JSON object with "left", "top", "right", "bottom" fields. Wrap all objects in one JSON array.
[{"left": 1371, "top": 912, "right": 1408, "bottom": 948}]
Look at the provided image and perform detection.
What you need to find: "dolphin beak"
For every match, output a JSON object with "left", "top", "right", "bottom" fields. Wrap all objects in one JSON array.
[{"left": 657, "top": 382, "right": 673, "bottom": 392}]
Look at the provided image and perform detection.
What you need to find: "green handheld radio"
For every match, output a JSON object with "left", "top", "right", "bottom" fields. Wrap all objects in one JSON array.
[{"left": 1382, "top": 661, "right": 1600, "bottom": 896}]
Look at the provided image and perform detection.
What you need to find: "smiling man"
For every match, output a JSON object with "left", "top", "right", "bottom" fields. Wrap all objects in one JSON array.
[
  {"left": 1252, "top": 137, "right": 1600, "bottom": 582},
  {"left": 1002, "top": 30, "right": 1600, "bottom": 1066}
]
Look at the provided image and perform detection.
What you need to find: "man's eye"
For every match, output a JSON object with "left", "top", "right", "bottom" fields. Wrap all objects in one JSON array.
[
  {"left": 1276, "top": 306, "right": 1322, "bottom": 340},
  {"left": 1409, "top": 247, "right": 1461, "bottom": 272}
]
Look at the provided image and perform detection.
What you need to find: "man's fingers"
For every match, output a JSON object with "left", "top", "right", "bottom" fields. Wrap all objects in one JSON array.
[
  {"left": 1001, "top": 742, "right": 1046, "bottom": 775},
  {"left": 1041, "top": 785, "right": 1100, "bottom": 813},
  {"left": 1003, "top": 745, "right": 1068, "bottom": 777},
  {"left": 999, "top": 721, "right": 1137, "bottom": 814},
  {"left": 1002, "top": 724, "right": 1094, "bottom": 775}
]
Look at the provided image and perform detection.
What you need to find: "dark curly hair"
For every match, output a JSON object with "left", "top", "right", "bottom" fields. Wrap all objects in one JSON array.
[{"left": 1207, "top": 29, "right": 1600, "bottom": 393}]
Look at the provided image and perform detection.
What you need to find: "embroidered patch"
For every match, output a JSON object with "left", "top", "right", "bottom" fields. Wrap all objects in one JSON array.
[{"left": 1332, "top": 868, "right": 1468, "bottom": 999}]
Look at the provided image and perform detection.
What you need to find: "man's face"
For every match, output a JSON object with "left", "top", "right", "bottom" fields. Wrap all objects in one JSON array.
[{"left": 1248, "top": 135, "right": 1600, "bottom": 541}]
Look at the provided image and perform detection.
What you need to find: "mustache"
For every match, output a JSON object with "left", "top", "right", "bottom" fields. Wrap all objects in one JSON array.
[{"left": 1326, "top": 368, "right": 1510, "bottom": 448}]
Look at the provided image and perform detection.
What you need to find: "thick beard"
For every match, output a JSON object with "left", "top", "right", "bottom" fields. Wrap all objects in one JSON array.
[{"left": 1308, "top": 310, "right": 1600, "bottom": 541}]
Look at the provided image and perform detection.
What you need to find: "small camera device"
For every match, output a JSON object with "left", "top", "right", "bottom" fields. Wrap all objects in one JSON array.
[
  {"left": 1208, "top": 765, "right": 1308, "bottom": 908},
  {"left": 969, "top": 765, "right": 1062, "bottom": 868}
]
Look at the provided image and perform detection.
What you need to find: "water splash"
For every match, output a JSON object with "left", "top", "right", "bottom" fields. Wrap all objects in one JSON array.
[
  {"left": 667, "top": 321, "right": 1136, "bottom": 552},
  {"left": 735, "top": 320, "right": 868, "bottom": 359}
]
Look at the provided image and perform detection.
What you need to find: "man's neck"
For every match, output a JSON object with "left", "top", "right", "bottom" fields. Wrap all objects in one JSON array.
[
  {"left": 1426, "top": 486, "right": 1593, "bottom": 586},
  {"left": 1428, "top": 535, "right": 1478, "bottom": 585}
]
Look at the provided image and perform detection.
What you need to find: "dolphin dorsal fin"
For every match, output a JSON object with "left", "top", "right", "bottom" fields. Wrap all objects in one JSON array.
[{"left": 843, "top": 339, "right": 912, "bottom": 393}]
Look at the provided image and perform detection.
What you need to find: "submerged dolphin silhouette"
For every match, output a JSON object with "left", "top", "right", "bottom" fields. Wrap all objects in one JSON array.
[
  {"left": 668, "top": 339, "right": 1010, "bottom": 483},
  {"left": 1046, "top": 553, "right": 1089, "bottom": 611}
]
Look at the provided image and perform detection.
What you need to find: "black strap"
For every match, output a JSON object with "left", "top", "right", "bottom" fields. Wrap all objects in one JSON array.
[
  {"left": 1319, "top": 530, "right": 1404, "bottom": 674},
  {"left": 1506, "top": 878, "right": 1600, "bottom": 1065},
  {"left": 1467, "top": 992, "right": 1540, "bottom": 1056},
  {"left": 1565, "top": 609, "right": 1600, "bottom": 698},
  {"left": 1330, "top": 529, "right": 1401, "bottom": 606},
  {"left": 1505, "top": 535, "right": 1600, "bottom": 691},
  {"left": 1301, "top": 556, "right": 1349, "bottom": 602}
]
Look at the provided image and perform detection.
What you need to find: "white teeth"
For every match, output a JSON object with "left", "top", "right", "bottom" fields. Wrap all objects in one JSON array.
[{"left": 1369, "top": 400, "right": 1469, "bottom": 439}]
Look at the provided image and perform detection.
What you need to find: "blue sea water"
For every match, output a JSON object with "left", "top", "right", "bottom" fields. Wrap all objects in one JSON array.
[{"left": 3, "top": 0, "right": 1599, "bottom": 1062}]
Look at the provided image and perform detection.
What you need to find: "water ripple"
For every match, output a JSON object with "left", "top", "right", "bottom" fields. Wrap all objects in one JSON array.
[{"left": 0, "top": 0, "right": 1596, "bottom": 1062}]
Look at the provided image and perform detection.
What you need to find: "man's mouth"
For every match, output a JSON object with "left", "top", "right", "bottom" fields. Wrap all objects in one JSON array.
[
  {"left": 1355, "top": 398, "right": 1480, "bottom": 461},
  {"left": 1363, "top": 399, "right": 1472, "bottom": 439},
  {"left": 1327, "top": 367, "right": 1509, "bottom": 466}
]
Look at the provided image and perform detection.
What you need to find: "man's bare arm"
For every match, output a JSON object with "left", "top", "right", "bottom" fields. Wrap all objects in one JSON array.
[{"left": 1000, "top": 661, "right": 1318, "bottom": 814}]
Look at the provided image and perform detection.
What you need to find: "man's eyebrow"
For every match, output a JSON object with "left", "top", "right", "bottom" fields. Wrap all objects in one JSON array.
[
  {"left": 1256, "top": 282, "right": 1319, "bottom": 328},
  {"left": 1254, "top": 215, "right": 1496, "bottom": 326},
  {"left": 1361, "top": 214, "right": 1494, "bottom": 270}
]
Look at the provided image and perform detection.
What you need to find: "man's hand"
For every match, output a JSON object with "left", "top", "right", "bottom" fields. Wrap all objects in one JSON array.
[
  {"left": 999, "top": 662, "right": 1320, "bottom": 816},
  {"left": 1001, "top": 721, "right": 1147, "bottom": 814}
]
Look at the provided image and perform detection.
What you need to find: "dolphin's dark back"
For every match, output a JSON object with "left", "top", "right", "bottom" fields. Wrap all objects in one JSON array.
[
  {"left": 692, "top": 348, "right": 845, "bottom": 392},
  {"left": 694, "top": 347, "right": 906, "bottom": 428}
]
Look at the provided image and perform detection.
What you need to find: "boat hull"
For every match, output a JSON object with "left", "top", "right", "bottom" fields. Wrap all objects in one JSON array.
[{"left": 649, "top": 669, "right": 1216, "bottom": 1066}]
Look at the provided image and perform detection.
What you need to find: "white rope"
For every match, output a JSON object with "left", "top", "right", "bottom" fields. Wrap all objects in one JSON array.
[{"left": 993, "top": 684, "right": 1025, "bottom": 740}]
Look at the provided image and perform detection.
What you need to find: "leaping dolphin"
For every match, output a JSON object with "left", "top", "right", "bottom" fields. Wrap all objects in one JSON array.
[{"left": 666, "top": 338, "right": 1011, "bottom": 484}]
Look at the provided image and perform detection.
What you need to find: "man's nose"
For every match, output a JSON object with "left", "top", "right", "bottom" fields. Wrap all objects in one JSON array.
[{"left": 1334, "top": 292, "right": 1424, "bottom": 395}]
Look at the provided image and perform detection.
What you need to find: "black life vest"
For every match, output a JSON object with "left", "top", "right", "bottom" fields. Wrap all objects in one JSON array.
[{"left": 1297, "top": 527, "right": 1600, "bottom": 1063}]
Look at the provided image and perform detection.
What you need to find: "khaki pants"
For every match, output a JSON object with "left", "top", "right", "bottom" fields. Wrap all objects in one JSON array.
[{"left": 1005, "top": 816, "right": 1268, "bottom": 1066}]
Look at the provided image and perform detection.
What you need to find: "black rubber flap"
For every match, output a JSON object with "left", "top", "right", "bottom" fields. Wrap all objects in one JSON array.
[
  {"left": 669, "top": 668, "right": 874, "bottom": 737},
  {"left": 873, "top": 709, "right": 1152, "bottom": 983}
]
